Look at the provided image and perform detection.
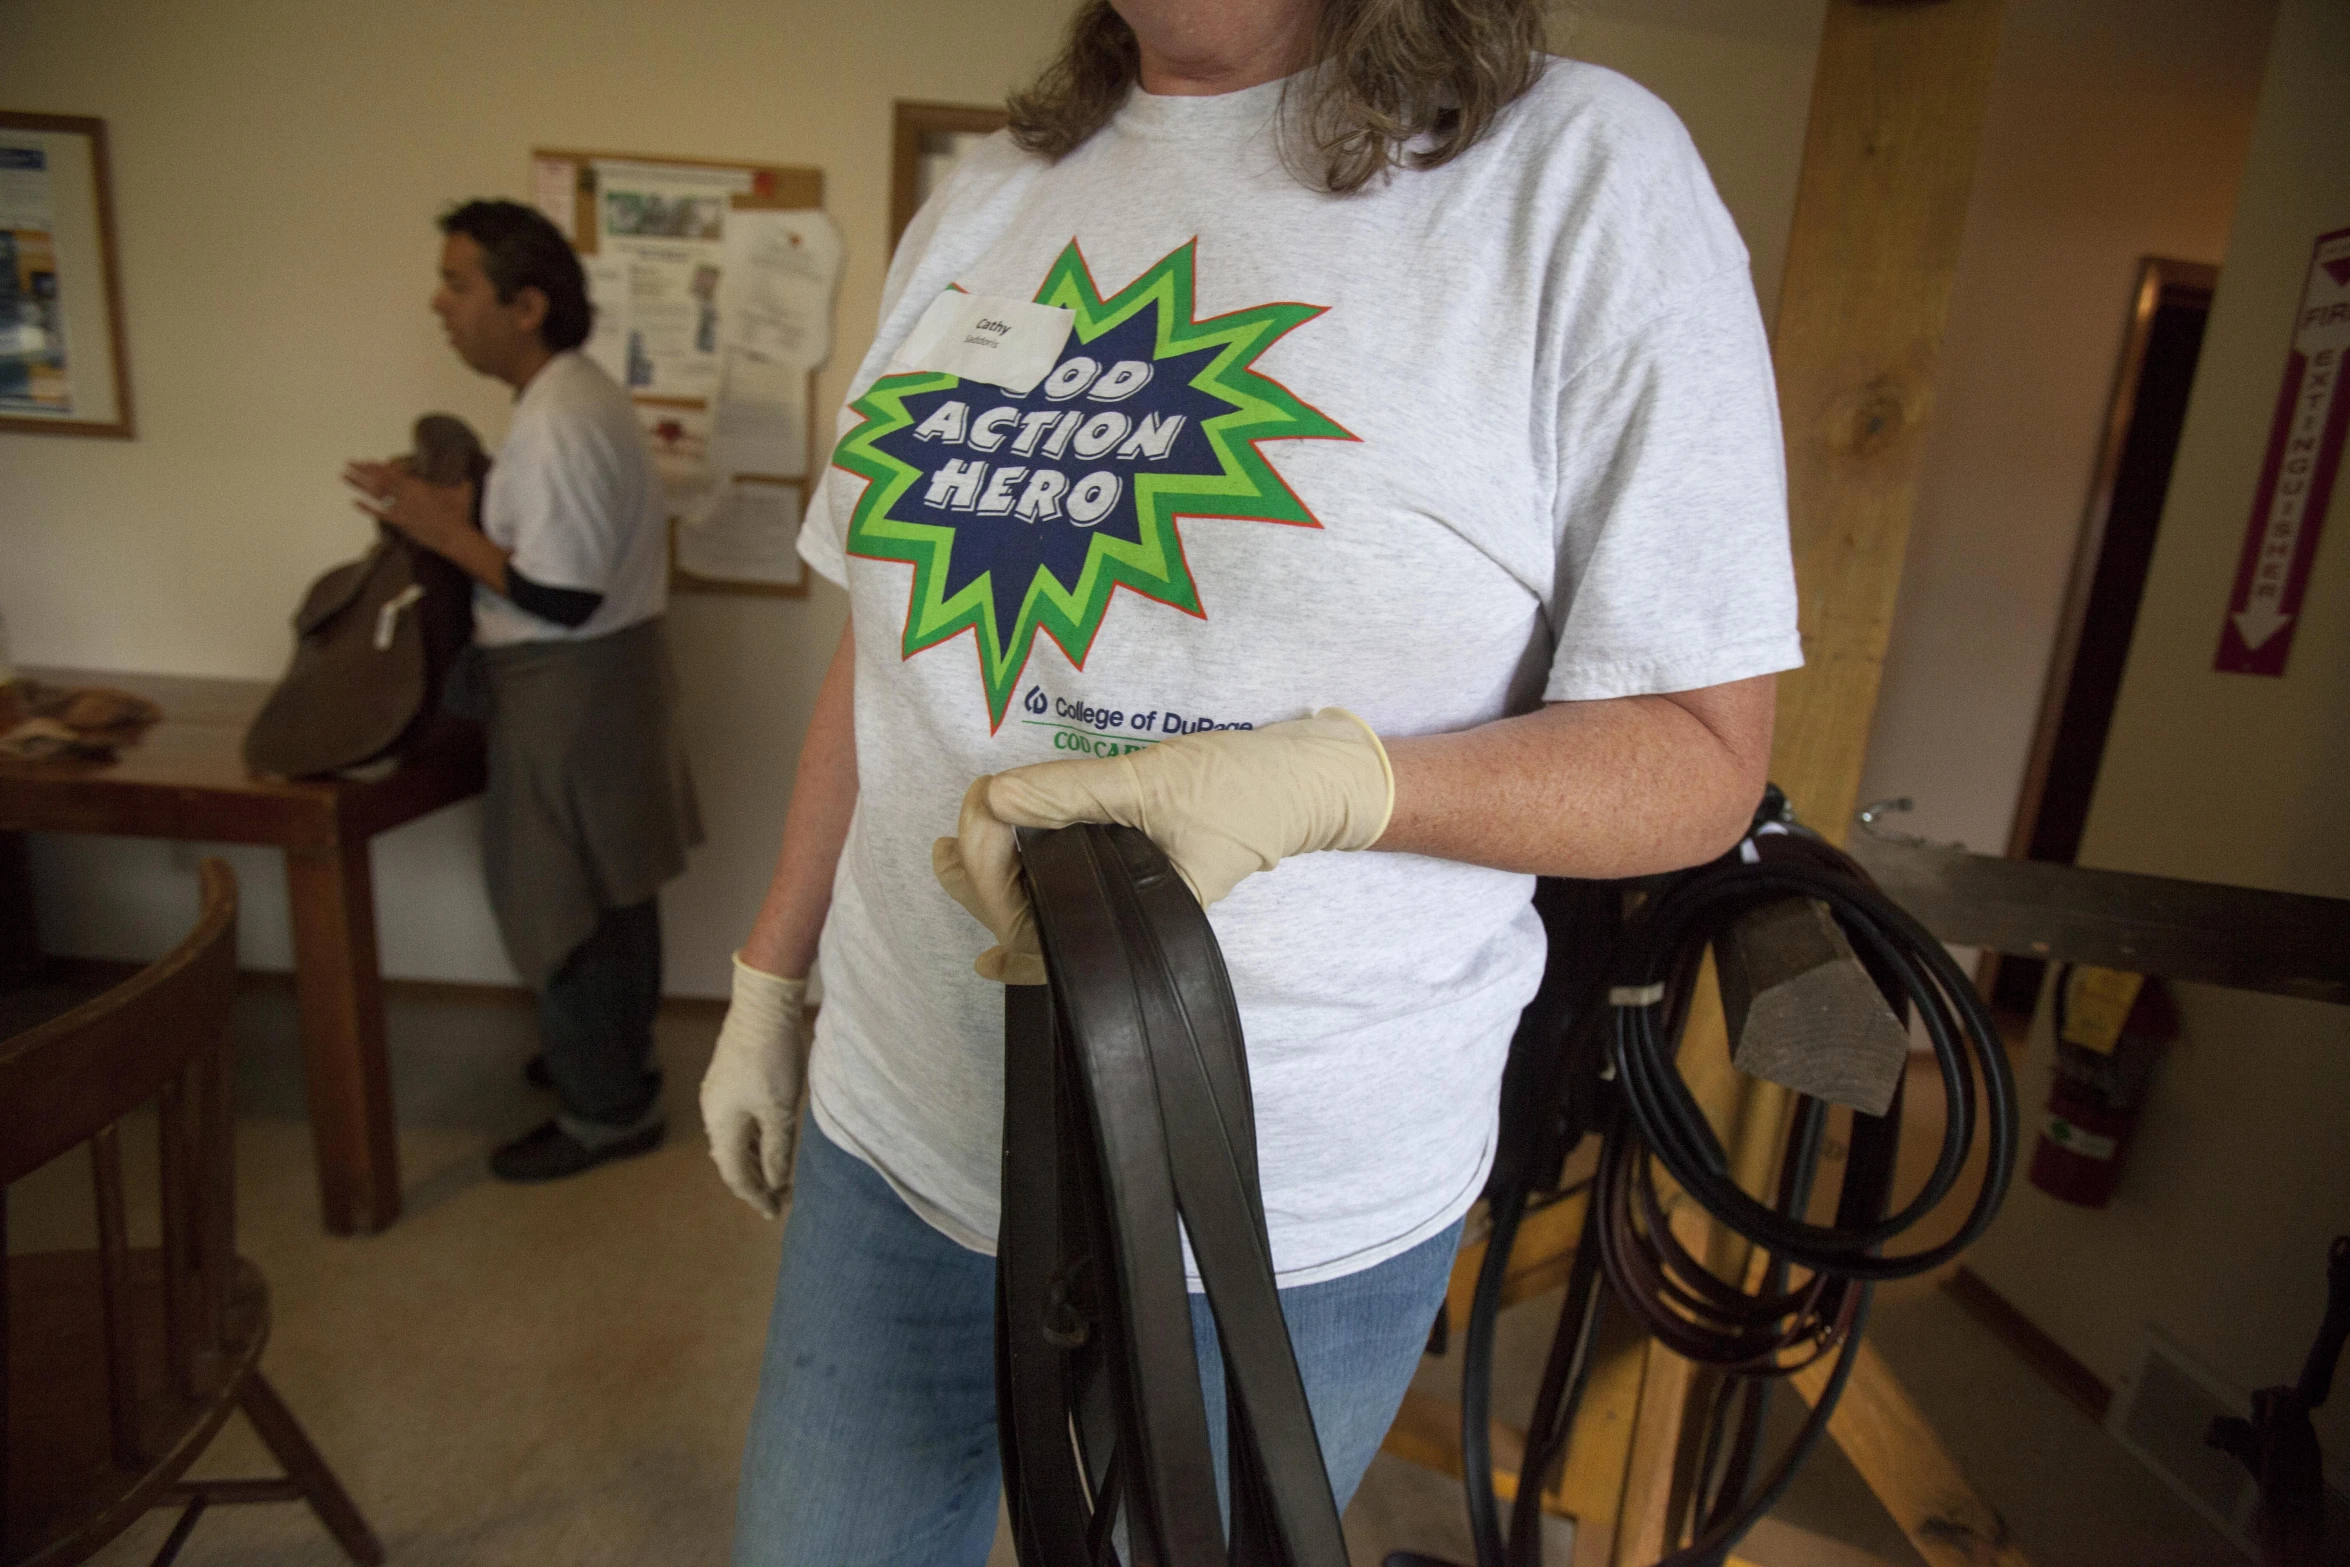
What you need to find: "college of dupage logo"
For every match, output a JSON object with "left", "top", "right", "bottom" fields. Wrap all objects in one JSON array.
[{"left": 834, "top": 240, "right": 1352, "bottom": 730}]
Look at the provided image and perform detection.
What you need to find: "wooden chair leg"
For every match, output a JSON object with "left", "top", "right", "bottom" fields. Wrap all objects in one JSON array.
[
  {"left": 147, "top": 1497, "right": 207, "bottom": 1567},
  {"left": 156, "top": 1075, "right": 194, "bottom": 1399},
  {"left": 89, "top": 1125, "right": 144, "bottom": 1465},
  {"left": 236, "top": 1371, "right": 386, "bottom": 1565}
]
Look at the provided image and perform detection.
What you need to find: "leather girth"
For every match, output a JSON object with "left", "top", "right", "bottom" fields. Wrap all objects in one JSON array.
[{"left": 997, "top": 824, "right": 1348, "bottom": 1567}]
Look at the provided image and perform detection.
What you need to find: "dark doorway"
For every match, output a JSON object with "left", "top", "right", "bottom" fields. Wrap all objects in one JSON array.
[{"left": 1986, "top": 259, "right": 2218, "bottom": 1018}]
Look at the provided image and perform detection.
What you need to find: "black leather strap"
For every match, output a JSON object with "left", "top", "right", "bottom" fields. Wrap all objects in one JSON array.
[{"left": 997, "top": 823, "right": 1349, "bottom": 1567}]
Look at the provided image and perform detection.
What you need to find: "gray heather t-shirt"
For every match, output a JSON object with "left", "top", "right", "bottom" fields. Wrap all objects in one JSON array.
[{"left": 799, "top": 59, "right": 1801, "bottom": 1285}]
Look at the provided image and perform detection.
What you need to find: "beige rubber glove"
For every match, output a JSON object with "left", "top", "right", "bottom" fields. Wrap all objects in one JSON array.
[
  {"left": 932, "top": 776, "right": 1049, "bottom": 984},
  {"left": 698, "top": 952, "right": 813, "bottom": 1219},
  {"left": 932, "top": 708, "right": 1394, "bottom": 984}
]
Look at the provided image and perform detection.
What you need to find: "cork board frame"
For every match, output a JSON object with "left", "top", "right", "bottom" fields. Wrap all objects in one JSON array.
[{"left": 532, "top": 146, "right": 825, "bottom": 597}]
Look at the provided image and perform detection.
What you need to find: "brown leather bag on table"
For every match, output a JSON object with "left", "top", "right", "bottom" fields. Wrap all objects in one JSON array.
[{"left": 243, "top": 414, "right": 486, "bottom": 778}]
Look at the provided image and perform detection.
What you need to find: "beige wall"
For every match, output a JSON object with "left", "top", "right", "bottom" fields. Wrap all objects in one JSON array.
[
  {"left": 1968, "top": 0, "right": 2350, "bottom": 1462},
  {"left": 1857, "top": 0, "right": 2279, "bottom": 858},
  {"left": 1564, "top": 0, "right": 1823, "bottom": 326},
  {"left": 0, "top": 0, "right": 1822, "bottom": 994}
]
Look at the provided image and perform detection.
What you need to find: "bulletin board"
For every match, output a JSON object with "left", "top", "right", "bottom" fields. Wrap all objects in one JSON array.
[{"left": 529, "top": 147, "right": 839, "bottom": 597}]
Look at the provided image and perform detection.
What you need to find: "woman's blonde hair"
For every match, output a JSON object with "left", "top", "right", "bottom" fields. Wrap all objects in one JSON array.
[{"left": 1006, "top": 0, "right": 1552, "bottom": 195}]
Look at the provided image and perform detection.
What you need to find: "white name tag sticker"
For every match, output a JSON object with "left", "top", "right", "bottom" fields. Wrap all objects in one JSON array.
[{"left": 892, "top": 292, "right": 1075, "bottom": 396}]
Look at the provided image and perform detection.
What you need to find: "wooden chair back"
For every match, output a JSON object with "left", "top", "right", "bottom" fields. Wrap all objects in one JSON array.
[
  {"left": 0, "top": 859, "right": 239, "bottom": 1559},
  {"left": 0, "top": 859, "right": 238, "bottom": 1185}
]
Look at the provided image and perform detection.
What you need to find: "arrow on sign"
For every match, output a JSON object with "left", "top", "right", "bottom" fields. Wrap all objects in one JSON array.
[{"left": 2233, "top": 601, "right": 2293, "bottom": 651}]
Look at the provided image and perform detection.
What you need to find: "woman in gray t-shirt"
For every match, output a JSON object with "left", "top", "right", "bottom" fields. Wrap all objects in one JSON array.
[{"left": 701, "top": 2, "right": 1798, "bottom": 1559}]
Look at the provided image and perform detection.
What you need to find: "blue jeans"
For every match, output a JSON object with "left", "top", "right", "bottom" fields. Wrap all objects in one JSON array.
[{"left": 732, "top": 1121, "right": 1463, "bottom": 1566}]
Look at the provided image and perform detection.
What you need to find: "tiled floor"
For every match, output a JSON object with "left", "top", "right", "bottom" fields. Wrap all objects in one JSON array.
[{"left": 11, "top": 981, "right": 2252, "bottom": 1565}]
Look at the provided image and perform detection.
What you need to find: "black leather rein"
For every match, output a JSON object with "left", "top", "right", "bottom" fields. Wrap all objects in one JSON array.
[{"left": 998, "top": 823, "right": 1349, "bottom": 1567}]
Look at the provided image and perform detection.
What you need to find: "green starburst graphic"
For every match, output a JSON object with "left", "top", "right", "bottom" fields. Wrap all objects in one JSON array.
[{"left": 832, "top": 239, "right": 1352, "bottom": 729}]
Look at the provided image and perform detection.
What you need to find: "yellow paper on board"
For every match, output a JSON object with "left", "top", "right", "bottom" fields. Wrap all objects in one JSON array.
[{"left": 2061, "top": 965, "right": 2145, "bottom": 1055}]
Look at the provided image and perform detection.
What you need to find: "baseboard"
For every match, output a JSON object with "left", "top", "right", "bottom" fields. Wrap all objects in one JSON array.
[{"left": 1944, "top": 1266, "right": 2114, "bottom": 1421}]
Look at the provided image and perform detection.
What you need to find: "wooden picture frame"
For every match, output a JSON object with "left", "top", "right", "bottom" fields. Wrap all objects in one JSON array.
[
  {"left": 889, "top": 101, "right": 1009, "bottom": 259},
  {"left": 0, "top": 112, "right": 134, "bottom": 439}
]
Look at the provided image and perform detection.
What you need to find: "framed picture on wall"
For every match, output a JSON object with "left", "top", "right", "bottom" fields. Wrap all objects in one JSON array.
[
  {"left": 889, "top": 101, "right": 1010, "bottom": 259},
  {"left": 0, "top": 112, "right": 133, "bottom": 439}
]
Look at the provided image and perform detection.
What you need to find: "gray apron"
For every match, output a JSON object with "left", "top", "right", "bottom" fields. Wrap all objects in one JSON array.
[{"left": 471, "top": 616, "right": 703, "bottom": 989}]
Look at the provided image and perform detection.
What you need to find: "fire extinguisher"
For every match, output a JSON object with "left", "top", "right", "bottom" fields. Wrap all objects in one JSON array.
[{"left": 2028, "top": 965, "right": 2179, "bottom": 1208}]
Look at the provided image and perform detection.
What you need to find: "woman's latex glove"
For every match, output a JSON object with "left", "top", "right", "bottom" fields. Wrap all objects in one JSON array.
[
  {"left": 698, "top": 952, "right": 813, "bottom": 1218},
  {"left": 931, "top": 708, "right": 1394, "bottom": 984}
]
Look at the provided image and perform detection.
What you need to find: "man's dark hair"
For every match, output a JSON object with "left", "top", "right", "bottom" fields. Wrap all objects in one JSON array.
[{"left": 438, "top": 199, "right": 592, "bottom": 352}]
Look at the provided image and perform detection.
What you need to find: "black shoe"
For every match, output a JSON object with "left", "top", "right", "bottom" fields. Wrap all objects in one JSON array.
[
  {"left": 488, "top": 1119, "right": 663, "bottom": 1183},
  {"left": 523, "top": 1054, "right": 554, "bottom": 1092}
]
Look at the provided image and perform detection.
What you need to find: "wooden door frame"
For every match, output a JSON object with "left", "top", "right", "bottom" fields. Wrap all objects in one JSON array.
[
  {"left": 888, "top": 101, "right": 1010, "bottom": 259},
  {"left": 2005, "top": 256, "right": 2219, "bottom": 864},
  {"left": 1979, "top": 257, "right": 2217, "bottom": 1004}
]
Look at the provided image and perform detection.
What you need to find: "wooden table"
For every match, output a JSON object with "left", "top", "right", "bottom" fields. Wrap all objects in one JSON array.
[{"left": 0, "top": 669, "right": 486, "bottom": 1235}]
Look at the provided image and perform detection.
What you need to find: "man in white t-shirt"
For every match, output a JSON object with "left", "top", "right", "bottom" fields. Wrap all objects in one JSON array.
[{"left": 346, "top": 199, "right": 699, "bottom": 1183}]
